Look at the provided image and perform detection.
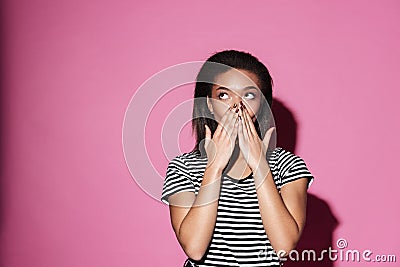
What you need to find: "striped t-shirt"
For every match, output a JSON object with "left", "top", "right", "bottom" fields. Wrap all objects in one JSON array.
[{"left": 161, "top": 147, "right": 314, "bottom": 267}]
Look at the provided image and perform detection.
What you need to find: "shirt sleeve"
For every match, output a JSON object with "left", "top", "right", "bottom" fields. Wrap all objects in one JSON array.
[
  {"left": 278, "top": 149, "right": 314, "bottom": 188},
  {"left": 161, "top": 155, "right": 196, "bottom": 204}
]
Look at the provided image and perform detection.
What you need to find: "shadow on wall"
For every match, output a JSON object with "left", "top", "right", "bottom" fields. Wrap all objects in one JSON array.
[
  {"left": 0, "top": 0, "right": 4, "bottom": 235},
  {"left": 272, "top": 99, "right": 339, "bottom": 267}
]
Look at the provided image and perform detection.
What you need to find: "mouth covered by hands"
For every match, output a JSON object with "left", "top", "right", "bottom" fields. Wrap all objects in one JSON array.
[
  {"left": 204, "top": 101, "right": 275, "bottom": 173},
  {"left": 236, "top": 101, "right": 275, "bottom": 172}
]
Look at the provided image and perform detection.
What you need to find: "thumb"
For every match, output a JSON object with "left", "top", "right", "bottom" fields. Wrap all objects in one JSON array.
[
  {"left": 262, "top": 127, "right": 275, "bottom": 146},
  {"left": 204, "top": 124, "right": 211, "bottom": 146}
]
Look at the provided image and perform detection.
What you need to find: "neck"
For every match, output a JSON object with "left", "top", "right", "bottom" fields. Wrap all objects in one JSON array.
[{"left": 224, "top": 143, "right": 253, "bottom": 178}]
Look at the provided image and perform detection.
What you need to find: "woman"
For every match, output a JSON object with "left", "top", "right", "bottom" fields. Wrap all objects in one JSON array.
[{"left": 161, "top": 50, "right": 314, "bottom": 267}]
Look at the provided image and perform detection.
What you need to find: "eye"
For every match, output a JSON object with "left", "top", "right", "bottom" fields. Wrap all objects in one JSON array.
[
  {"left": 244, "top": 92, "right": 256, "bottom": 100},
  {"left": 218, "top": 92, "right": 230, "bottom": 100}
]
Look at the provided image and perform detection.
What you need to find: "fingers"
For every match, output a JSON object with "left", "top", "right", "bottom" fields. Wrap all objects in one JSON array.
[
  {"left": 240, "top": 101, "right": 258, "bottom": 138},
  {"left": 214, "top": 105, "right": 234, "bottom": 137},
  {"left": 238, "top": 114, "right": 245, "bottom": 144},
  {"left": 231, "top": 119, "right": 239, "bottom": 141},
  {"left": 239, "top": 102, "right": 250, "bottom": 140},
  {"left": 220, "top": 105, "right": 239, "bottom": 141}
]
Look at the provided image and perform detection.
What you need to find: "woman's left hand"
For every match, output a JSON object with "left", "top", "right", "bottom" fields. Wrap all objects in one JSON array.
[{"left": 237, "top": 101, "right": 275, "bottom": 172}]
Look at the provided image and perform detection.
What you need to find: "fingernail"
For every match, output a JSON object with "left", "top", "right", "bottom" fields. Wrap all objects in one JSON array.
[
  {"left": 233, "top": 103, "right": 237, "bottom": 108},
  {"left": 235, "top": 107, "right": 239, "bottom": 113}
]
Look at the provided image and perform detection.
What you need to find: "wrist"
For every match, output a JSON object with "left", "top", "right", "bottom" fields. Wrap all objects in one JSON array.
[
  {"left": 250, "top": 158, "right": 270, "bottom": 175},
  {"left": 252, "top": 158, "right": 272, "bottom": 189},
  {"left": 205, "top": 162, "right": 224, "bottom": 176},
  {"left": 252, "top": 157, "right": 271, "bottom": 178}
]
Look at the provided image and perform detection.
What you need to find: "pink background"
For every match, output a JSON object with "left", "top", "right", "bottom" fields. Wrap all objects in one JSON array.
[{"left": 1, "top": 1, "right": 399, "bottom": 267}]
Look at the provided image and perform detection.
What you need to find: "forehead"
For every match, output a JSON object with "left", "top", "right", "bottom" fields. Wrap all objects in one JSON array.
[{"left": 212, "top": 69, "right": 260, "bottom": 91}]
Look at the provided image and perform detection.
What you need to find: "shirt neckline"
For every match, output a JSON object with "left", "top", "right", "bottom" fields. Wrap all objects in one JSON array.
[{"left": 224, "top": 171, "right": 253, "bottom": 182}]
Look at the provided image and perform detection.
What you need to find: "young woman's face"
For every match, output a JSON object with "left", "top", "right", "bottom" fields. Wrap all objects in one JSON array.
[{"left": 207, "top": 68, "right": 262, "bottom": 122}]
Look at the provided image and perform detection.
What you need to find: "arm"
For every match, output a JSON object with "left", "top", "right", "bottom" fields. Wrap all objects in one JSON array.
[
  {"left": 253, "top": 159, "right": 308, "bottom": 256},
  {"left": 168, "top": 164, "right": 223, "bottom": 261},
  {"left": 168, "top": 106, "right": 239, "bottom": 260},
  {"left": 237, "top": 101, "right": 309, "bottom": 256}
]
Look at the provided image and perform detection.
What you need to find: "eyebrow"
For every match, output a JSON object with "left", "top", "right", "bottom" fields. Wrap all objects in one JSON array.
[{"left": 215, "top": 86, "right": 259, "bottom": 91}]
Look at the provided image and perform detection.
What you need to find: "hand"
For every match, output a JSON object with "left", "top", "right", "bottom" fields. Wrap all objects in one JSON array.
[
  {"left": 237, "top": 101, "right": 275, "bottom": 172},
  {"left": 204, "top": 105, "right": 239, "bottom": 171}
]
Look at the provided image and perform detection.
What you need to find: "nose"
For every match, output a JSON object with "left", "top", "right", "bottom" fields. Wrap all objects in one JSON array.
[{"left": 230, "top": 94, "right": 242, "bottom": 107}]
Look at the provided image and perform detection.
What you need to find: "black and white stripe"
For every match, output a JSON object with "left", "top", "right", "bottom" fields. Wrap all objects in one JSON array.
[{"left": 162, "top": 147, "right": 314, "bottom": 267}]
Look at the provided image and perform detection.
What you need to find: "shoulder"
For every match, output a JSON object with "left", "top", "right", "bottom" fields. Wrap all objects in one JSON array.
[
  {"left": 162, "top": 150, "right": 205, "bottom": 204},
  {"left": 273, "top": 147, "right": 304, "bottom": 166},
  {"left": 270, "top": 147, "right": 314, "bottom": 188},
  {"left": 168, "top": 149, "right": 204, "bottom": 164},
  {"left": 167, "top": 150, "right": 206, "bottom": 172},
  {"left": 273, "top": 146, "right": 296, "bottom": 158}
]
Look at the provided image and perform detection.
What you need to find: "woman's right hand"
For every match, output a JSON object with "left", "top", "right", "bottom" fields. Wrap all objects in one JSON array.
[{"left": 204, "top": 105, "right": 239, "bottom": 171}]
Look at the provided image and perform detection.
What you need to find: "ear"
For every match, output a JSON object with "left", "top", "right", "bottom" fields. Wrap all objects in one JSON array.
[{"left": 206, "top": 96, "right": 214, "bottom": 114}]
